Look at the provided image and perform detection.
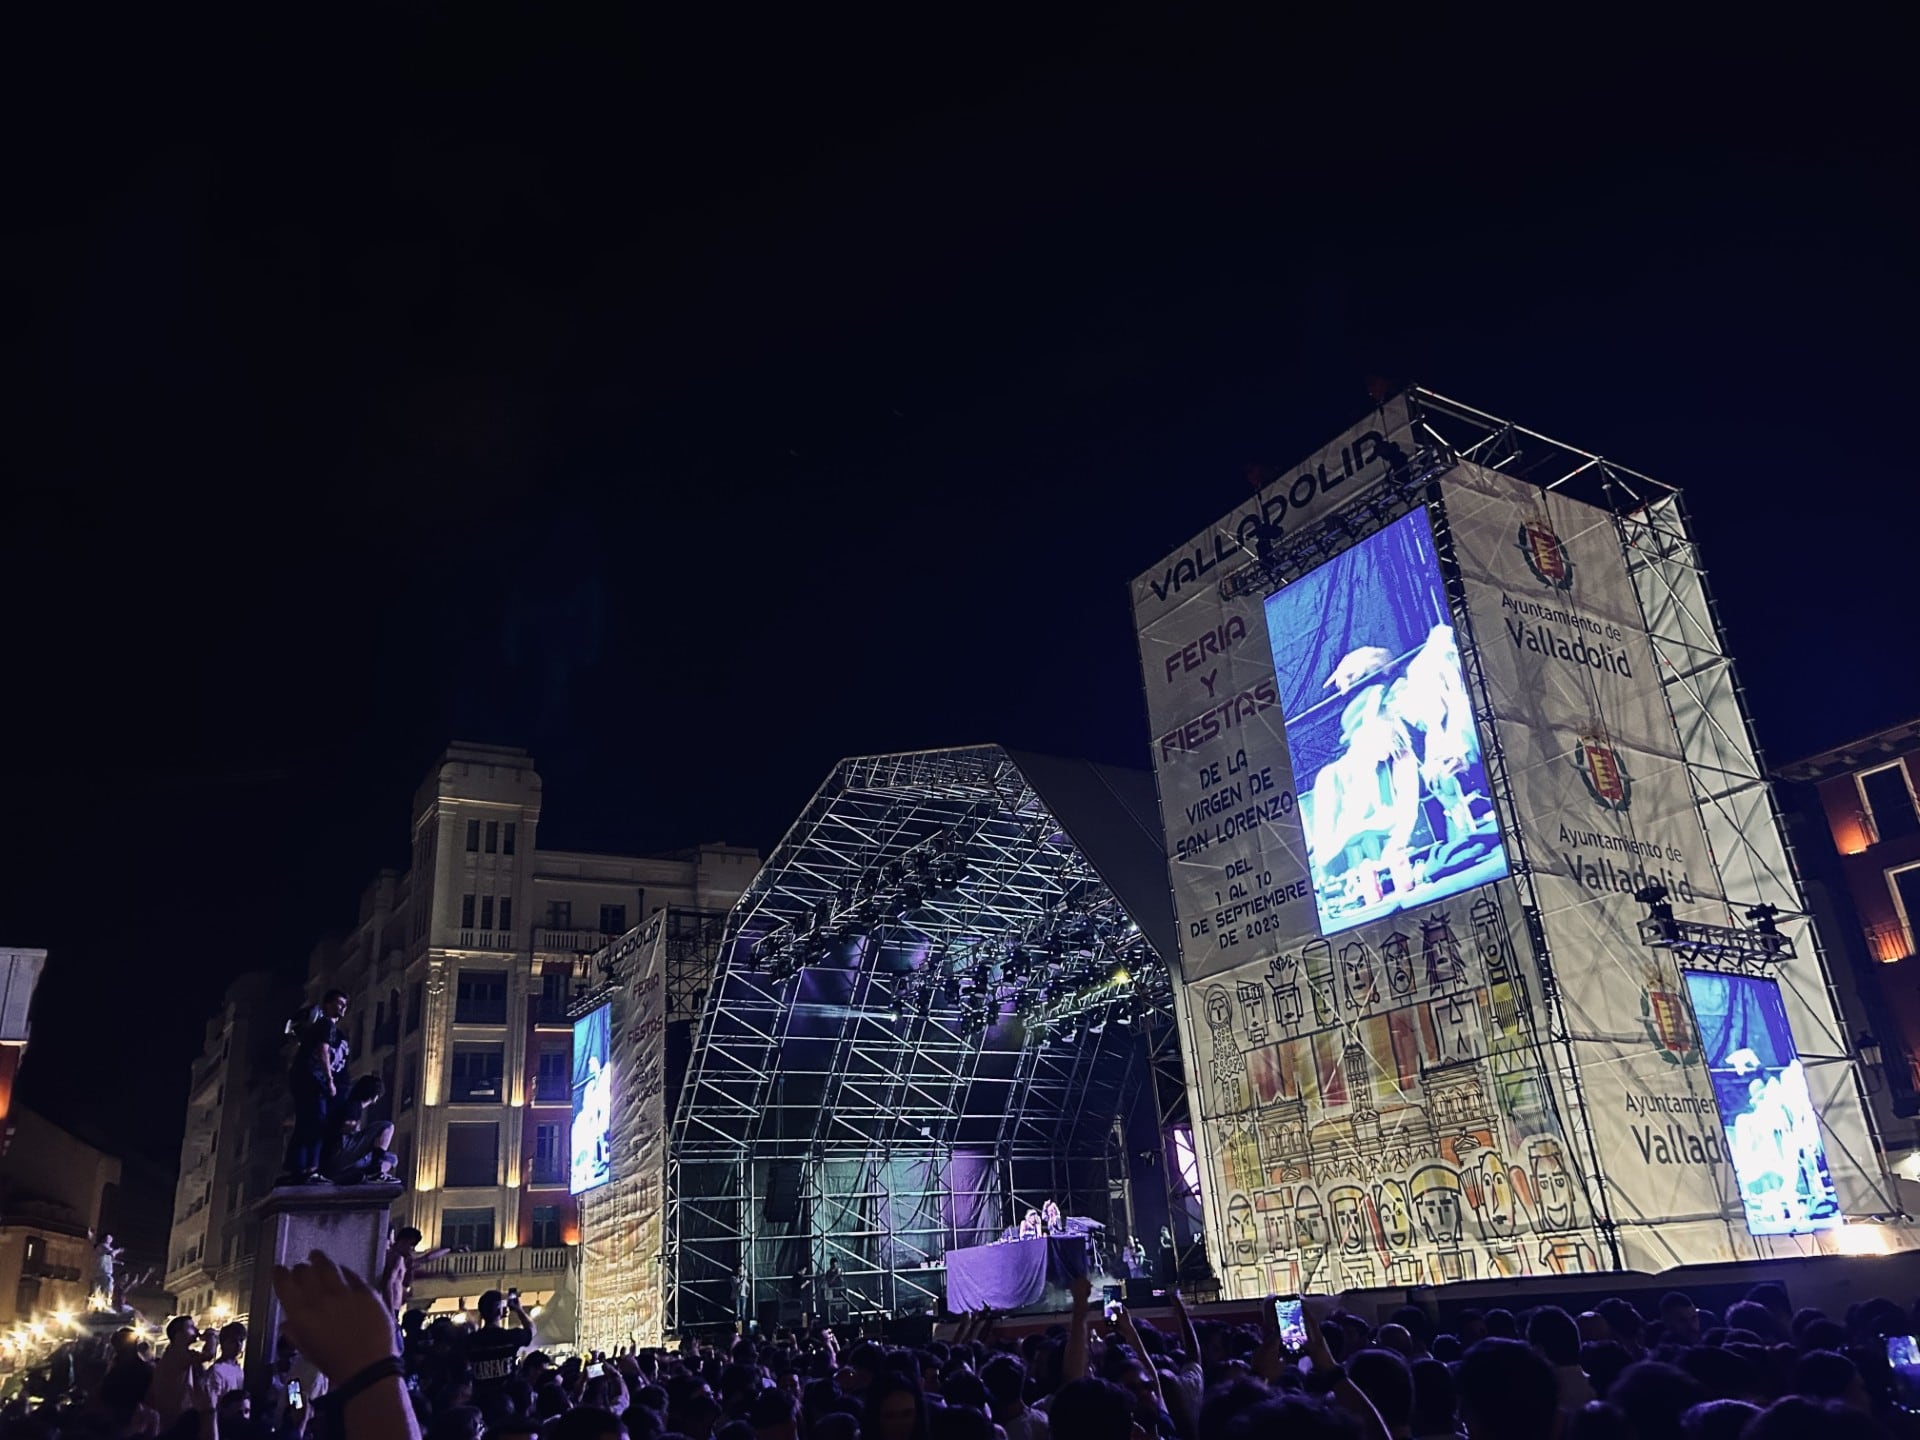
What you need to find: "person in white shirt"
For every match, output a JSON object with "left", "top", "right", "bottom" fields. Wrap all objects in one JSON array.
[{"left": 203, "top": 1322, "right": 247, "bottom": 1404}]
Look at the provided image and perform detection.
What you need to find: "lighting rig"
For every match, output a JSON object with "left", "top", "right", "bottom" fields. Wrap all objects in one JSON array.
[
  {"left": 743, "top": 827, "right": 1170, "bottom": 1045},
  {"left": 1633, "top": 886, "right": 1796, "bottom": 968}
]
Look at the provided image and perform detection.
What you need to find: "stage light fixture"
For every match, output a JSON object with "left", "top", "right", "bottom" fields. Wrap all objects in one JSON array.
[{"left": 1635, "top": 884, "right": 1681, "bottom": 944}]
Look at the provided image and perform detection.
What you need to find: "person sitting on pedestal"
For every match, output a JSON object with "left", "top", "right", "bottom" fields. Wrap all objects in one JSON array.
[{"left": 323, "top": 1075, "right": 398, "bottom": 1185}]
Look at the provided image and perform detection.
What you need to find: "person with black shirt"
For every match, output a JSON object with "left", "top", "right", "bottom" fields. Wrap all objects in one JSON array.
[
  {"left": 463, "top": 1287, "right": 535, "bottom": 1412},
  {"left": 283, "top": 988, "right": 351, "bottom": 1184}
]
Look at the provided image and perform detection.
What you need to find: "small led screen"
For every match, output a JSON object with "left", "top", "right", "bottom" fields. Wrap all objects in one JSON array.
[
  {"left": 1264, "top": 507, "right": 1509, "bottom": 934},
  {"left": 1683, "top": 970, "right": 1841, "bottom": 1235},
  {"left": 570, "top": 1004, "right": 613, "bottom": 1195}
]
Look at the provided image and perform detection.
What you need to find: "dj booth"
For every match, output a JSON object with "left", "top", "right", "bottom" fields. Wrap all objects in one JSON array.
[{"left": 944, "top": 1233, "right": 1089, "bottom": 1312}]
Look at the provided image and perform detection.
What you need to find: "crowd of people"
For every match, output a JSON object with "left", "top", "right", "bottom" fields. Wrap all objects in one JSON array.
[{"left": 7, "top": 1258, "right": 1920, "bottom": 1440}]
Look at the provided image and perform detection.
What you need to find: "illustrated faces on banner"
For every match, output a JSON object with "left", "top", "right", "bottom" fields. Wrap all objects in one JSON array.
[{"left": 1195, "top": 887, "right": 1598, "bottom": 1298}]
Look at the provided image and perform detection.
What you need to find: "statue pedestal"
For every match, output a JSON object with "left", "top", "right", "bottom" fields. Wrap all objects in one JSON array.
[{"left": 245, "top": 1183, "right": 401, "bottom": 1389}]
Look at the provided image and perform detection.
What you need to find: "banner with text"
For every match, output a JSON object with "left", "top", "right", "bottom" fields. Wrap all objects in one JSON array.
[
  {"left": 579, "top": 918, "right": 671, "bottom": 1348},
  {"left": 1445, "top": 463, "right": 1864, "bottom": 1263},
  {"left": 1135, "top": 397, "right": 1419, "bottom": 987},
  {"left": 1137, "top": 406, "right": 1609, "bottom": 1293}
]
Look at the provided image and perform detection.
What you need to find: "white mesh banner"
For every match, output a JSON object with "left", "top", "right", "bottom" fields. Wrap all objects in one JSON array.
[
  {"left": 579, "top": 918, "right": 670, "bottom": 1348},
  {"left": 1445, "top": 462, "right": 1884, "bottom": 1264}
]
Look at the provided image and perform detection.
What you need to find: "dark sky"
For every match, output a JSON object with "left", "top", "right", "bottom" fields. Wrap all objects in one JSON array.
[{"left": 3, "top": 13, "right": 1914, "bottom": 1167}]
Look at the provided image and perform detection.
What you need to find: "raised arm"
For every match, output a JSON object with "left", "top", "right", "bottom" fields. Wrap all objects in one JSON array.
[
  {"left": 1114, "top": 1307, "right": 1168, "bottom": 1415},
  {"left": 1168, "top": 1287, "right": 1201, "bottom": 1369},
  {"left": 1063, "top": 1273, "right": 1093, "bottom": 1382},
  {"left": 272, "top": 1251, "right": 418, "bottom": 1440},
  {"left": 507, "top": 1290, "right": 537, "bottom": 1348},
  {"left": 1303, "top": 1305, "right": 1388, "bottom": 1440}
]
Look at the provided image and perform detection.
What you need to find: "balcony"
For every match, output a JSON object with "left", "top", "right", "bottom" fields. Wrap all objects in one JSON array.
[
  {"left": 529, "top": 1159, "right": 567, "bottom": 1187},
  {"left": 449, "top": 1075, "right": 504, "bottom": 1104},
  {"left": 532, "top": 1075, "right": 569, "bottom": 1105},
  {"left": 535, "top": 929, "right": 607, "bottom": 956},
  {"left": 415, "top": 1247, "right": 572, "bottom": 1280},
  {"left": 1866, "top": 920, "right": 1913, "bottom": 965},
  {"left": 456, "top": 931, "right": 516, "bottom": 953}
]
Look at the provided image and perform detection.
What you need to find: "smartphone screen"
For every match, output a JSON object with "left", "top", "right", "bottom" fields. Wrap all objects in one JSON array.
[
  {"left": 1273, "top": 1295, "right": 1308, "bottom": 1352},
  {"left": 286, "top": 1380, "right": 303, "bottom": 1410},
  {"left": 1887, "top": 1335, "right": 1920, "bottom": 1412},
  {"left": 586, "top": 1363, "right": 605, "bottom": 1378},
  {"left": 1104, "top": 1299, "right": 1123, "bottom": 1322}
]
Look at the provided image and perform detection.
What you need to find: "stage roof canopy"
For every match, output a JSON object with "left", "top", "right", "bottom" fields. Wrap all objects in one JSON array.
[{"left": 672, "top": 745, "right": 1179, "bottom": 1164}]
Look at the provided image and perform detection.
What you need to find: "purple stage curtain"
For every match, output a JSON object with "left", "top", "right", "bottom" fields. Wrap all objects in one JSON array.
[
  {"left": 943, "top": 1149, "right": 1000, "bottom": 1250},
  {"left": 944, "top": 1235, "right": 1087, "bottom": 1312}
]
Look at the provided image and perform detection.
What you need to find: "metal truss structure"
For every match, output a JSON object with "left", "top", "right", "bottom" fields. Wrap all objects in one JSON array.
[
  {"left": 1407, "top": 387, "right": 1900, "bottom": 1214},
  {"left": 666, "top": 747, "right": 1181, "bottom": 1335}
]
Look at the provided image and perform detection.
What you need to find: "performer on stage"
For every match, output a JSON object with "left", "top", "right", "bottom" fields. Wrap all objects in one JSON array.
[{"left": 1041, "top": 1199, "right": 1062, "bottom": 1235}]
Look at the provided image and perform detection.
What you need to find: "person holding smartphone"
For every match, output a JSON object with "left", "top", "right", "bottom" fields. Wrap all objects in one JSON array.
[{"left": 464, "top": 1287, "right": 536, "bottom": 1411}]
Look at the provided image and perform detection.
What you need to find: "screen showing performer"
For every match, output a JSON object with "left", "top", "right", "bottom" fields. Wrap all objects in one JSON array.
[
  {"left": 571, "top": 1004, "right": 613, "bottom": 1195},
  {"left": 1683, "top": 971, "right": 1840, "bottom": 1236},
  {"left": 1264, "top": 506, "right": 1510, "bottom": 935}
]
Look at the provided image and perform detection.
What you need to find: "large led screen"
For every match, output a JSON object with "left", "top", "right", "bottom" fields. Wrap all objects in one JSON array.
[
  {"left": 1682, "top": 971, "right": 1841, "bottom": 1236},
  {"left": 1264, "top": 506, "right": 1509, "bottom": 934},
  {"left": 570, "top": 1004, "right": 613, "bottom": 1195}
]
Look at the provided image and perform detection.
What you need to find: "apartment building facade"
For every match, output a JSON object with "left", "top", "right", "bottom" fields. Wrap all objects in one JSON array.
[
  {"left": 181, "top": 744, "right": 756, "bottom": 1335},
  {"left": 1779, "top": 717, "right": 1920, "bottom": 1181},
  {"left": 163, "top": 972, "right": 297, "bottom": 1321}
]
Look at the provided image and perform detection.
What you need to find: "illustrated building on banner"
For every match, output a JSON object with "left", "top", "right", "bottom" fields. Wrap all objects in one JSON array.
[{"left": 1134, "top": 394, "right": 1894, "bottom": 1294}]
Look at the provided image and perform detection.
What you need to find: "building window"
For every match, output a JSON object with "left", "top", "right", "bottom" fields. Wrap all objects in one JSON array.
[
  {"left": 532, "top": 1125, "right": 565, "bottom": 1186},
  {"left": 407, "top": 981, "right": 423, "bottom": 1034},
  {"left": 466, "top": 820, "right": 480, "bottom": 852},
  {"left": 504, "top": 823, "right": 517, "bottom": 856},
  {"left": 441, "top": 1207, "right": 494, "bottom": 1252},
  {"left": 499, "top": 896, "right": 513, "bottom": 933},
  {"left": 480, "top": 895, "right": 495, "bottom": 930},
  {"left": 402, "top": 1055, "right": 418, "bottom": 1111},
  {"left": 547, "top": 900, "right": 572, "bottom": 930},
  {"left": 486, "top": 820, "right": 499, "bottom": 854},
  {"left": 1861, "top": 763, "right": 1920, "bottom": 845},
  {"left": 600, "top": 904, "right": 627, "bottom": 936},
  {"left": 455, "top": 971, "right": 508, "bottom": 1025},
  {"left": 393, "top": 1130, "right": 412, "bottom": 1186},
  {"left": 461, "top": 894, "right": 477, "bottom": 929},
  {"left": 444, "top": 1123, "right": 500, "bottom": 1188},
  {"left": 535, "top": 1046, "right": 570, "bottom": 1104},
  {"left": 450, "top": 1046, "right": 505, "bottom": 1103},
  {"left": 1889, "top": 864, "right": 1920, "bottom": 956},
  {"left": 531, "top": 1204, "right": 563, "bottom": 1248},
  {"left": 539, "top": 970, "right": 571, "bottom": 1025}
]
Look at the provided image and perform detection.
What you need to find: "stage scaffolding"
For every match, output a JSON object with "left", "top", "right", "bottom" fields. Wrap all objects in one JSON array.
[
  {"left": 666, "top": 746, "right": 1187, "bottom": 1335},
  {"left": 1407, "top": 389, "right": 1900, "bottom": 1218}
]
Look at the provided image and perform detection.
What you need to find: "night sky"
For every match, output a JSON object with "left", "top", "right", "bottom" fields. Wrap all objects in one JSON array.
[{"left": 3, "top": 14, "right": 1914, "bottom": 1167}]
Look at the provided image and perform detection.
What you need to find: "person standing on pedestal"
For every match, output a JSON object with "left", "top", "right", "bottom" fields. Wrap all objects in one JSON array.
[{"left": 283, "top": 989, "right": 351, "bottom": 1185}]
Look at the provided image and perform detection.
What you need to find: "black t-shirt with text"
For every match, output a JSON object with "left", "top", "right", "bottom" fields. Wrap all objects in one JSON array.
[{"left": 464, "top": 1325, "right": 532, "bottom": 1391}]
